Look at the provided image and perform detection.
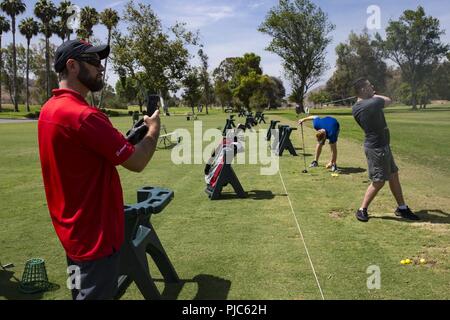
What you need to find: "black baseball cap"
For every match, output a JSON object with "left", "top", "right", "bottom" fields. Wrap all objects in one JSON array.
[{"left": 54, "top": 39, "right": 110, "bottom": 73}]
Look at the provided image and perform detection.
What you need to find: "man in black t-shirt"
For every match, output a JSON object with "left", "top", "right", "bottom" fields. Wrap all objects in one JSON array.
[{"left": 351, "top": 78, "right": 419, "bottom": 222}]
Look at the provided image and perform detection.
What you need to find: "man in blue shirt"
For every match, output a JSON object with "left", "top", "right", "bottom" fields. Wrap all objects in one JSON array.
[{"left": 298, "top": 116, "right": 340, "bottom": 172}]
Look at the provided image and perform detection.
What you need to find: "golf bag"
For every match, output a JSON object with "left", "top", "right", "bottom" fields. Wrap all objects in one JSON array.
[{"left": 204, "top": 125, "right": 246, "bottom": 199}]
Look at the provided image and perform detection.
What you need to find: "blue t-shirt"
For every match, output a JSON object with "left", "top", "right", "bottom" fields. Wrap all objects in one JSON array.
[{"left": 312, "top": 116, "right": 340, "bottom": 143}]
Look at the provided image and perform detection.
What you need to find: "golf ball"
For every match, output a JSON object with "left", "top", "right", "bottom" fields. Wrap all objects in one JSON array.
[
  {"left": 420, "top": 258, "right": 426, "bottom": 264},
  {"left": 400, "top": 260, "right": 406, "bottom": 265},
  {"left": 405, "top": 259, "right": 411, "bottom": 264}
]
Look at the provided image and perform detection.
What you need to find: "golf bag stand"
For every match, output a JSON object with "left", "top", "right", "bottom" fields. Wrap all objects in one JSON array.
[
  {"left": 222, "top": 118, "right": 236, "bottom": 136},
  {"left": 205, "top": 147, "right": 246, "bottom": 200},
  {"left": 245, "top": 115, "right": 257, "bottom": 129},
  {"left": 276, "top": 125, "right": 298, "bottom": 156},
  {"left": 255, "top": 112, "right": 266, "bottom": 124},
  {"left": 116, "top": 187, "right": 179, "bottom": 300},
  {"left": 267, "top": 120, "right": 280, "bottom": 141}
]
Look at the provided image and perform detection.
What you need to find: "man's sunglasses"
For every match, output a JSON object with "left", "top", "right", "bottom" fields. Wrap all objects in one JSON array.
[{"left": 76, "top": 55, "right": 103, "bottom": 68}]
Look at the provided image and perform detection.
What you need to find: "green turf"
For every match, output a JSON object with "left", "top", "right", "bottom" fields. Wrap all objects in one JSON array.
[{"left": 0, "top": 106, "right": 449, "bottom": 300}]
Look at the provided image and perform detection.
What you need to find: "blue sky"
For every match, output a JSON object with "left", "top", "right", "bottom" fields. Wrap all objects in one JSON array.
[{"left": 4, "top": 0, "right": 450, "bottom": 94}]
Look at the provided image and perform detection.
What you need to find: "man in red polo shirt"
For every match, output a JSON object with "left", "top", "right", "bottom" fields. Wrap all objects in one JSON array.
[{"left": 38, "top": 40, "right": 160, "bottom": 300}]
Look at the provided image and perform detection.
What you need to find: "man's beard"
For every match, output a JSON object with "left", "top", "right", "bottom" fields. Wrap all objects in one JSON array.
[{"left": 77, "top": 63, "right": 104, "bottom": 92}]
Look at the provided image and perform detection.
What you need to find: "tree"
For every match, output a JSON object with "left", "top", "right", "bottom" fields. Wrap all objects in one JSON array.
[
  {"left": 308, "top": 89, "right": 331, "bottom": 106},
  {"left": 56, "top": 0, "right": 74, "bottom": 42},
  {"left": 258, "top": 0, "right": 334, "bottom": 113},
  {"left": 77, "top": 6, "right": 98, "bottom": 42},
  {"left": 1, "top": 0, "right": 26, "bottom": 112},
  {"left": 242, "top": 74, "right": 285, "bottom": 111},
  {"left": 2, "top": 43, "right": 26, "bottom": 106},
  {"left": 115, "top": 72, "right": 146, "bottom": 112},
  {"left": 19, "top": 17, "right": 39, "bottom": 112},
  {"left": 213, "top": 57, "right": 238, "bottom": 83},
  {"left": 198, "top": 48, "right": 213, "bottom": 114},
  {"left": 111, "top": 1, "right": 198, "bottom": 104},
  {"left": 232, "top": 71, "right": 261, "bottom": 110},
  {"left": 34, "top": 0, "right": 57, "bottom": 100},
  {"left": 0, "top": 15, "right": 9, "bottom": 112},
  {"left": 259, "top": 0, "right": 334, "bottom": 114},
  {"left": 214, "top": 79, "right": 232, "bottom": 110},
  {"left": 213, "top": 53, "right": 264, "bottom": 110},
  {"left": 267, "top": 76, "right": 285, "bottom": 108},
  {"left": 431, "top": 60, "right": 450, "bottom": 100},
  {"left": 375, "top": 6, "right": 449, "bottom": 109},
  {"left": 30, "top": 40, "right": 58, "bottom": 104},
  {"left": 326, "top": 30, "right": 388, "bottom": 103},
  {"left": 182, "top": 68, "right": 202, "bottom": 114},
  {"left": 98, "top": 8, "right": 119, "bottom": 108}
]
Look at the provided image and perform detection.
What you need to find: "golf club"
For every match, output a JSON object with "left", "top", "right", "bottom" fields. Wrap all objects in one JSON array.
[{"left": 300, "top": 123, "right": 308, "bottom": 173}]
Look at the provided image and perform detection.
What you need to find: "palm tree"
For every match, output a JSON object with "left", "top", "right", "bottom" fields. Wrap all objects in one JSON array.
[
  {"left": 34, "top": 0, "right": 57, "bottom": 100},
  {"left": 0, "top": 15, "right": 10, "bottom": 112},
  {"left": 57, "top": 0, "right": 73, "bottom": 42},
  {"left": 0, "top": 0, "right": 26, "bottom": 112},
  {"left": 77, "top": 6, "right": 98, "bottom": 42},
  {"left": 98, "top": 8, "right": 119, "bottom": 108},
  {"left": 19, "top": 17, "right": 39, "bottom": 112},
  {"left": 52, "top": 19, "right": 67, "bottom": 44}
]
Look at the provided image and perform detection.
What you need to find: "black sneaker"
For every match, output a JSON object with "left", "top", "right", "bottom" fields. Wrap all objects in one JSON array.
[
  {"left": 309, "top": 160, "right": 318, "bottom": 168},
  {"left": 395, "top": 207, "right": 420, "bottom": 220},
  {"left": 355, "top": 208, "right": 369, "bottom": 222}
]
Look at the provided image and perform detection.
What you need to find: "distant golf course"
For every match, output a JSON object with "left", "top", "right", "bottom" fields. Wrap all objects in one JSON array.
[{"left": 0, "top": 104, "right": 449, "bottom": 300}]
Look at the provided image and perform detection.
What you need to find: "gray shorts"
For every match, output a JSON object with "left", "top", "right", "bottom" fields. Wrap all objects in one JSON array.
[
  {"left": 364, "top": 145, "right": 399, "bottom": 182},
  {"left": 66, "top": 249, "right": 120, "bottom": 300}
]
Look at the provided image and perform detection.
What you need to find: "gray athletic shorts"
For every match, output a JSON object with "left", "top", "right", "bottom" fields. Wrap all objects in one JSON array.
[
  {"left": 364, "top": 145, "right": 399, "bottom": 182},
  {"left": 66, "top": 249, "right": 120, "bottom": 300}
]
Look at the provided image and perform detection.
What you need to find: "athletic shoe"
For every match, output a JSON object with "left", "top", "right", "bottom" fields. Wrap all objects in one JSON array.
[
  {"left": 309, "top": 160, "right": 318, "bottom": 168},
  {"left": 355, "top": 208, "right": 369, "bottom": 222},
  {"left": 331, "top": 164, "right": 338, "bottom": 172},
  {"left": 395, "top": 207, "right": 420, "bottom": 220}
]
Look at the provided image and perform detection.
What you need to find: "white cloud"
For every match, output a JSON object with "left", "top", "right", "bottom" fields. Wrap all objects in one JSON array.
[
  {"left": 107, "top": 1, "right": 126, "bottom": 9},
  {"left": 249, "top": 2, "right": 265, "bottom": 10},
  {"left": 165, "top": 4, "right": 236, "bottom": 28}
]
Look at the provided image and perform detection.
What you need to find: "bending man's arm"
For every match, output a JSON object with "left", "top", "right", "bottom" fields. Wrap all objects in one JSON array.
[
  {"left": 122, "top": 111, "right": 161, "bottom": 172},
  {"left": 298, "top": 115, "right": 317, "bottom": 125}
]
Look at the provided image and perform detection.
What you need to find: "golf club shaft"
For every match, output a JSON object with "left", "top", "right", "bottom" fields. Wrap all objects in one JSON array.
[{"left": 300, "top": 123, "right": 307, "bottom": 172}]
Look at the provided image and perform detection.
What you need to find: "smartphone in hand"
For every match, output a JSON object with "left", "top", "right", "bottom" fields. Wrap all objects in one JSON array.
[{"left": 146, "top": 94, "right": 160, "bottom": 117}]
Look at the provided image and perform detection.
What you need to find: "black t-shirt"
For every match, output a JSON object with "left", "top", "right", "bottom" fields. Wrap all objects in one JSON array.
[{"left": 352, "top": 97, "right": 390, "bottom": 148}]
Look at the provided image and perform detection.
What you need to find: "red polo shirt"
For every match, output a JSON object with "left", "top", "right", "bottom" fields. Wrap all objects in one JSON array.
[{"left": 38, "top": 88, "right": 135, "bottom": 262}]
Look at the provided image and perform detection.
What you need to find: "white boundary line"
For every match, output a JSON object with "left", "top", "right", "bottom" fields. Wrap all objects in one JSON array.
[{"left": 278, "top": 169, "right": 325, "bottom": 300}]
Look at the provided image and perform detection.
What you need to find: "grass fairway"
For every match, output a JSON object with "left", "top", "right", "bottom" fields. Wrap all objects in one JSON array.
[{"left": 0, "top": 105, "right": 449, "bottom": 300}]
